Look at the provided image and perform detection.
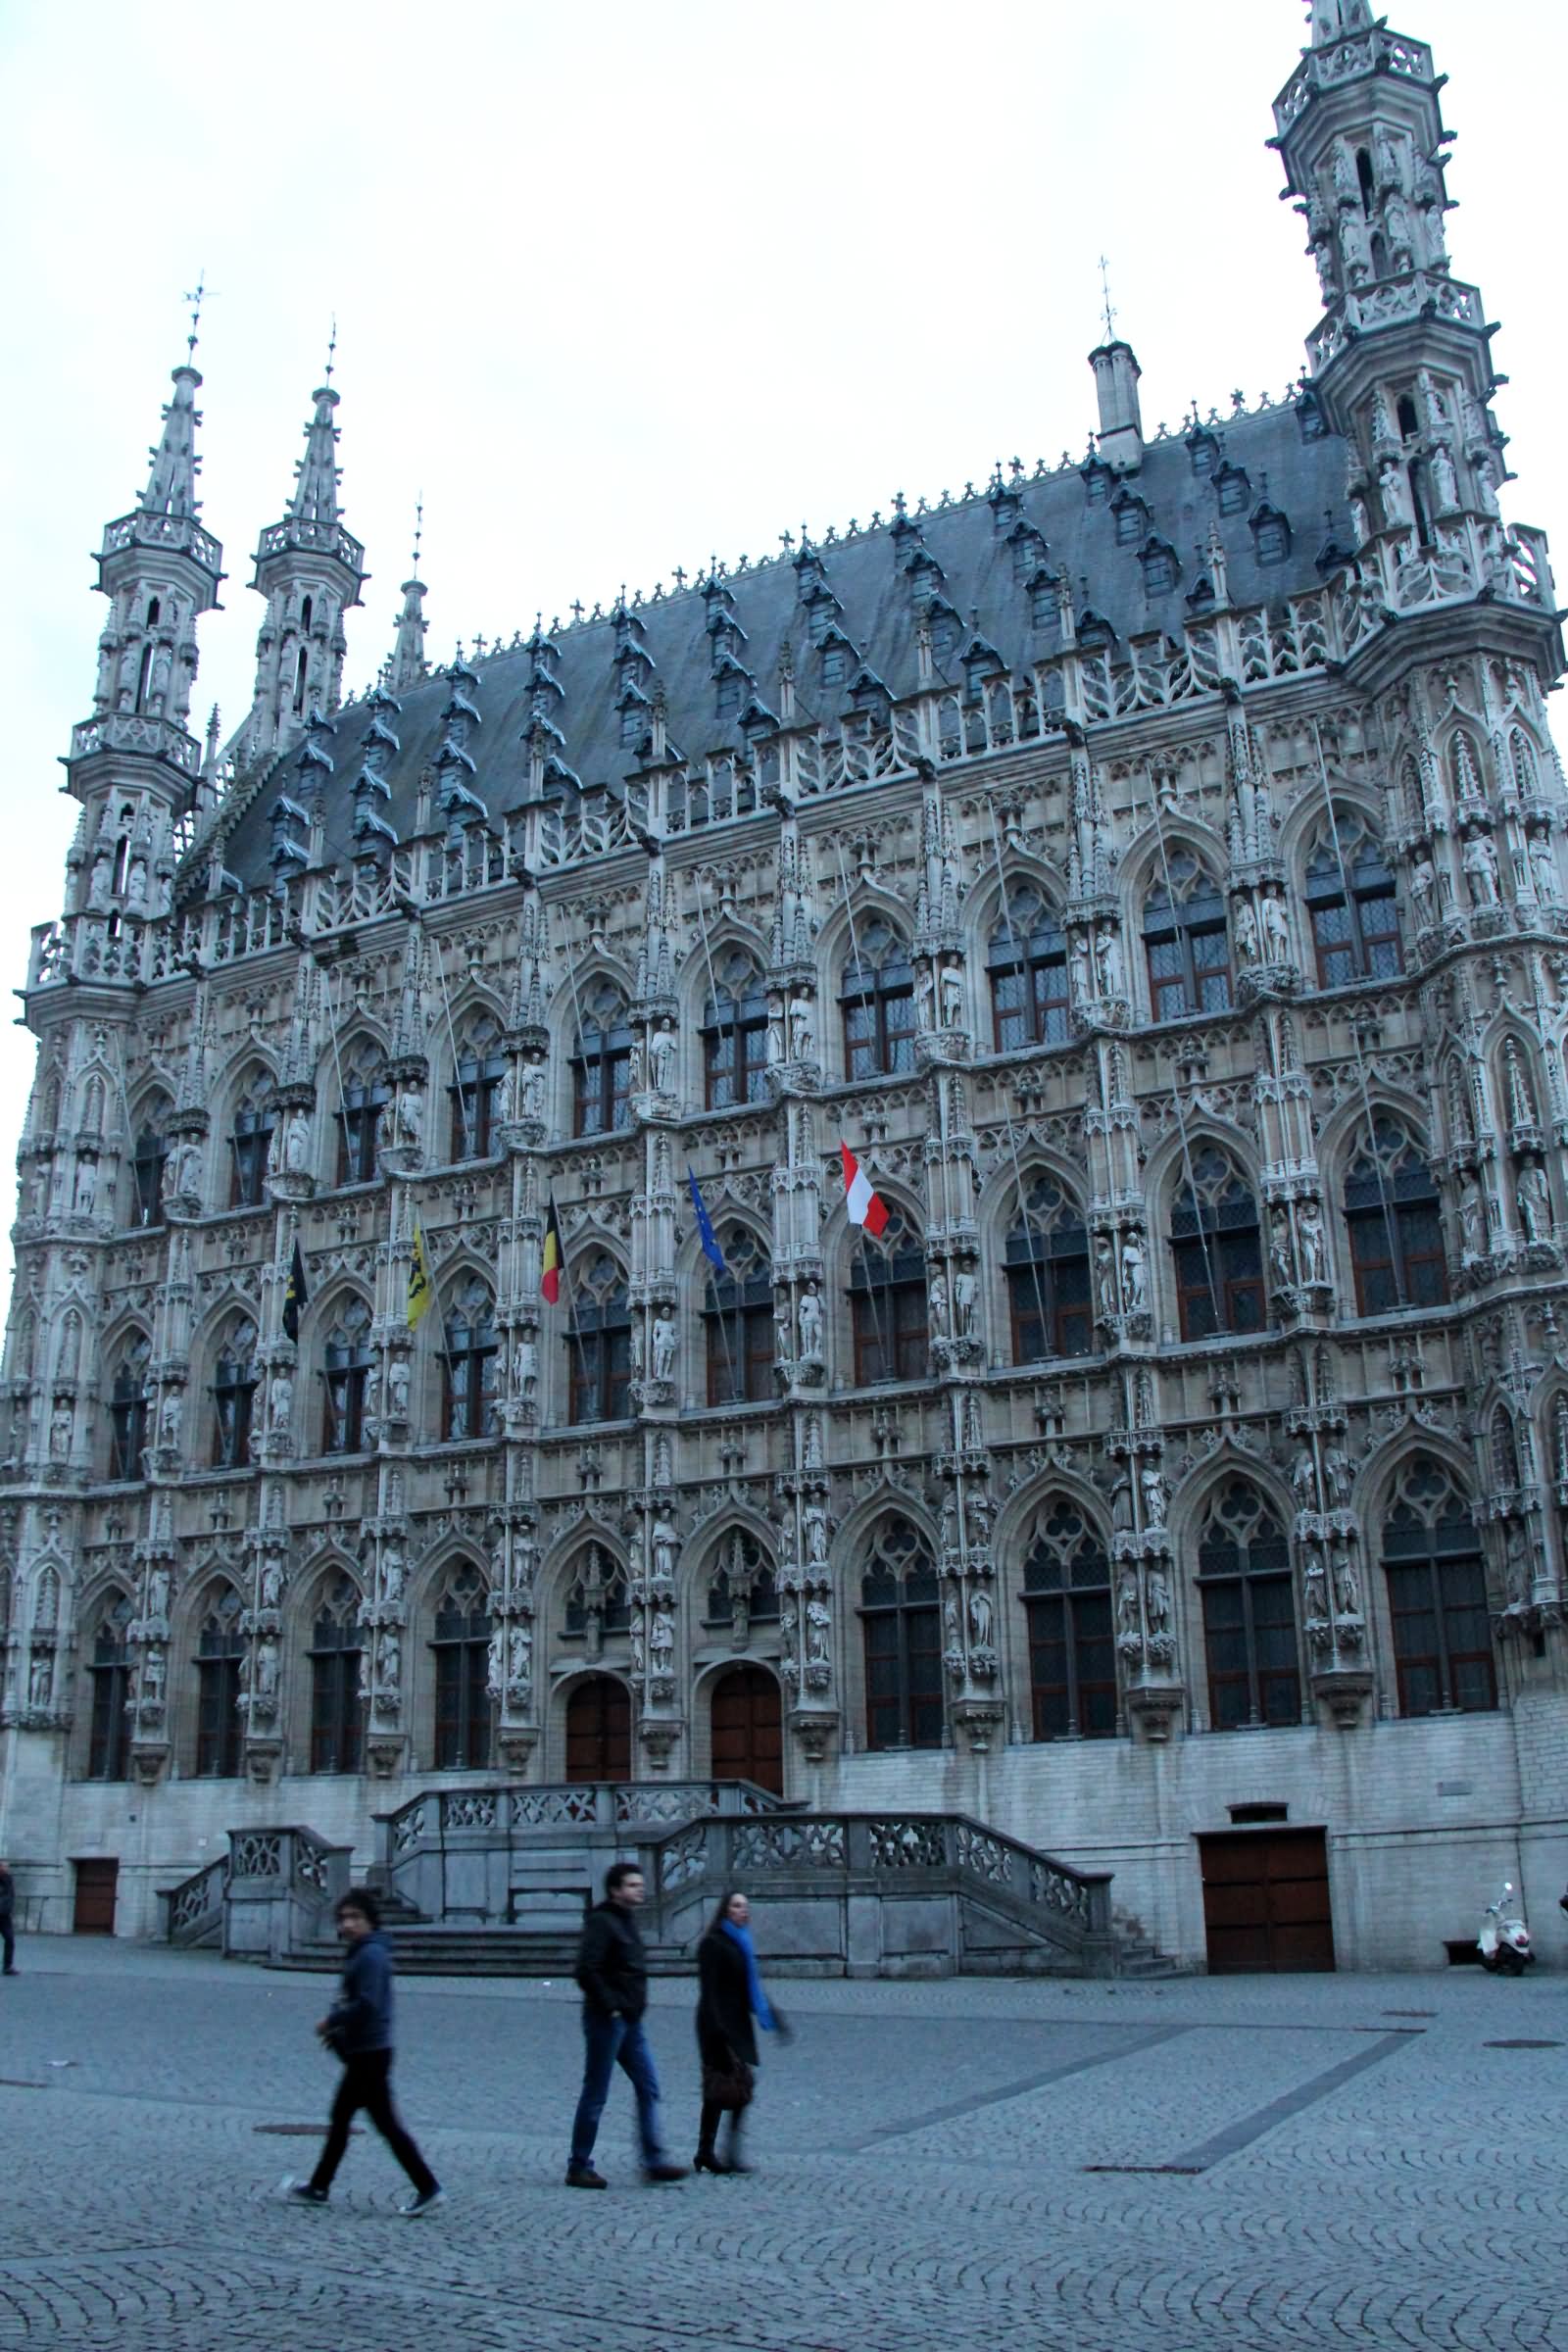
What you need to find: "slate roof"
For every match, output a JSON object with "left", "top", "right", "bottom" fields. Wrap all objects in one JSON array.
[{"left": 208, "top": 395, "right": 1351, "bottom": 899}]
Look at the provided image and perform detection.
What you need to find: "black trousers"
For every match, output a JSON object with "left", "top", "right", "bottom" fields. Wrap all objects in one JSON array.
[
  {"left": 0, "top": 1915, "right": 14, "bottom": 1972},
  {"left": 309, "top": 2049, "right": 437, "bottom": 2197}
]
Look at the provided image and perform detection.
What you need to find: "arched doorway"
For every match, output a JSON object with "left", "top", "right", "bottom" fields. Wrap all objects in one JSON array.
[
  {"left": 565, "top": 1674, "right": 630, "bottom": 1780},
  {"left": 710, "top": 1665, "right": 783, "bottom": 1796}
]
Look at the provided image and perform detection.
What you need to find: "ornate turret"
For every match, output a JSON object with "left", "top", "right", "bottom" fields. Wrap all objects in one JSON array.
[
  {"left": 73, "top": 327, "right": 225, "bottom": 802},
  {"left": 387, "top": 504, "right": 429, "bottom": 693},
  {"left": 244, "top": 352, "right": 367, "bottom": 761}
]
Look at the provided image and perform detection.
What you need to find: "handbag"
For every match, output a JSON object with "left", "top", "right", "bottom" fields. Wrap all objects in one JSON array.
[{"left": 701, "top": 2054, "right": 754, "bottom": 2110}]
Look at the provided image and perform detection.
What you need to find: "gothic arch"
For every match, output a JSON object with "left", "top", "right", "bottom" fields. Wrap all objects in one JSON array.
[
  {"left": 825, "top": 1179, "right": 926, "bottom": 1391},
  {"left": 1115, "top": 810, "right": 1228, "bottom": 914},
  {"left": 538, "top": 1521, "right": 631, "bottom": 1631},
  {"left": 964, "top": 851, "right": 1069, "bottom": 946},
  {"left": 1178, "top": 1466, "right": 1303, "bottom": 1733},
  {"left": 1278, "top": 777, "right": 1387, "bottom": 875},
  {"left": 814, "top": 885, "right": 914, "bottom": 981}
]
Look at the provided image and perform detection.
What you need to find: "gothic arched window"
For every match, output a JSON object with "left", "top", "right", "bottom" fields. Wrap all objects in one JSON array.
[
  {"left": 1143, "top": 852, "right": 1231, "bottom": 1020},
  {"left": 849, "top": 1204, "right": 927, "bottom": 1386},
  {"left": 211, "top": 1318, "right": 258, "bottom": 1468},
  {"left": 336, "top": 1051, "right": 389, "bottom": 1185},
  {"left": 704, "top": 1224, "right": 774, "bottom": 1406},
  {"left": 1344, "top": 1119, "right": 1447, "bottom": 1314},
  {"left": 572, "top": 979, "right": 634, "bottom": 1138},
  {"left": 309, "top": 1573, "right": 363, "bottom": 1775},
  {"left": 841, "top": 917, "right": 915, "bottom": 1080},
  {"left": 431, "top": 1560, "right": 492, "bottom": 1769},
  {"left": 703, "top": 946, "right": 769, "bottom": 1110},
  {"left": 86, "top": 1590, "right": 133, "bottom": 1782},
  {"left": 989, "top": 882, "right": 1069, "bottom": 1052},
  {"left": 564, "top": 1547, "right": 632, "bottom": 1639},
  {"left": 1022, "top": 1498, "right": 1115, "bottom": 1740},
  {"left": 1381, "top": 1455, "right": 1496, "bottom": 1716},
  {"left": 448, "top": 1013, "right": 507, "bottom": 1161},
  {"left": 568, "top": 1252, "right": 632, "bottom": 1426},
  {"left": 108, "top": 1334, "right": 151, "bottom": 1482},
  {"left": 194, "top": 1584, "right": 245, "bottom": 1778},
  {"left": 1170, "top": 1147, "right": 1264, "bottom": 1341},
  {"left": 227, "top": 1079, "right": 275, "bottom": 1209},
  {"left": 1005, "top": 1174, "right": 1092, "bottom": 1363},
  {"left": 1303, "top": 810, "right": 1401, "bottom": 988},
  {"left": 1197, "top": 1481, "right": 1299, "bottom": 1730},
  {"left": 441, "top": 1275, "right": 499, "bottom": 1441},
  {"left": 860, "top": 1515, "right": 942, "bottom": 1751},
  {"left": 706, "top": 1533, "right": 779, "bottom": 1627},
  {"left": 321, "top": 1296, "right": 374, "bottom": 1454},
  {"left": 131, "top": 1099, "right": 171, "bottom": 1229}
]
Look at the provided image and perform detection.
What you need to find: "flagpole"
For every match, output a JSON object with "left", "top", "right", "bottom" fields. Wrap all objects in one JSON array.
[
  {"left": 705, "top": 1260, "right": 739, "bottom": 1403},
  {"left": 546, "top": 1195, "right": 602, "bottom": 1425}
]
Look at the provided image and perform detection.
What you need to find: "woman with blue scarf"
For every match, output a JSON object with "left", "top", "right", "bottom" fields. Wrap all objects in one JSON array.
[{"left": 694, "top": 1889, "right": 788, "bottom": 2175}]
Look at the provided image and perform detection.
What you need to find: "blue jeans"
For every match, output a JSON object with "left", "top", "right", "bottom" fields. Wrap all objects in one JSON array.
[{"left": 569, "top": 2009, "right": 666, "bottom": 2170}]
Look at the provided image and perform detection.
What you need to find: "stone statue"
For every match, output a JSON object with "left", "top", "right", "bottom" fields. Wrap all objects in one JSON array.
[
  {"left": 283, "top": 1109, "right": 311, "bottom": 1175},
  {"left": 797, "top": 1284, "right": 823, "bottom": 1360},
  {"left": 928, "top": 1272, "right": 949, "bottom": 1334},
  {"left": 1120, "top": 1235, "right": 1147, "bottom": 1315},
  {"left": 1429, "top": 442, "right": 1459, "bottom": 514},
  {"left": 650, "top": 1310, "right": 677, "bottom": 1381},
  {"left": 141, "top": 1643, "right": 166, "bottom": 1706},
  {"left": 73, "top": 1157, "right": 97, "bottom": 1215},
  {"left": 1303, "top": 1550, "right": 1328, "bottom": 1619},
  {"left": 1502, "top": 1521, "right": 1532, "bottom": 1606},
  {"left": 788, "top": 994, "right": 814, "bottom": 1060},
  {"left": 1292, "top": 1445, "right": 1317, "bottom": 1510},
  {"left": 1463, "top": 830, "right": 1500, "bottom": 907},
  {"left": 380, "top": 1544, "right": 405, "bottom": 1603},
  {"left": 1140, "top": 1464, "right": 1168, "bottom": 1529},
  {"left": 157, "top": 1390, "right": 182, "bottom": 1449},
  {"left": 652, "top": 1514, "right": 677, "bottom": 1584},
  {"left": 1095, "top": 1236, "right": 1118, "bottom": 1320},
  {"left": 1324, "top": 1449, "right": 1354, "bottom": 1509},
  {"left": 1111, "top": 1472, "right": 1135, "bottom": 1536},
  {"left": 1529, "top": 833, "right": 1558, "bottom": 906},
  {"left": 915, "top": 964, "right": 936, "bottom": 1032},
  {"left": 1096, "top": 928, "right": 1124, "bottom": 999},
  {"left": 28, "top": 1649, "right": 52, "bottom": 1709},
  {"left": 388, "top": 1356, "right": 411, "bottom": 1417},
  {"left": 1260, "top": 893, "right": 1290, "bottom": 960},
  {"left": 378, "top": 1628, "right": 401, "bottom": 1692},
  {"left": 1518, "top": 1160, "right": 1551, "bottom": 1245},
  {"left": 259, "top": 1557, "right": 284, "bottom": 1611},
  {"left": 1459, "top": 1177, "right": 1486, "bottom": 1261},
  {"left": 268, "top": 1369, "right": 293, "bottom": 1432},
  {"left": 648, "top": 1020, "right": 676, "bottom": 1095},
  {"left": 255, "top": 1635, "right": 278, "bottom": 1697},
  {"left": 649, "top": 1604, "right": 674, "bottom": 1665},
  {"left": 1145, "top": 1566, "right": 1171, "bottom": 1634},
  {"left": 512, "top": 1338, "right": 537, "bottom": 1396},
  {"left": 804, "top": 1503, "right": 829, "bottom": 1567},
  {"left": 395, "top": 1090, "right": 422, "bottom": 1149},
  {"left": 146, "top": 1565, "right": 172, "bottom": 1623},
  {"left": 509, "top": 1620, "right": 531, "bottom": 1687},
  {"left": 1333, "top": 1552, "right": 1361, "bottom": 1617},
  {"left": 1298, "top": 1201, "right": 1327, "bottom": 1286},
  {"left": 968, "top": 1585, "right": 993, "bottom": 1648},
  {"left": 939, "top": 962, "right": 964, "bottom": 1028},
  {"left": 953, "top": 1268, "right": 977, "bottom": 1336},
  {"left": 1071, "top": 934, "right": 1093, "bottom": 1004},
  {"left": 806, "top": 1595, "right": 830, "bottom": 1665},
  {"left": 1234, "top": 901, "right": 1258, "bottom": 962},
  {"left": 1377, "top": 453, "right": 1411, "bottom": 528},
  {"left": 486, "top": 1627, "right": 505, "bottom": 1696},
  {"left": 49, "top": 1401, "right": 72, "bottom": 1460},
  {"left": 520, "top": 1061, "right": 546, "bottom": 1120},
  {"left": 1116, "top": 1563, "right": 1141, "bottom": 1635}
]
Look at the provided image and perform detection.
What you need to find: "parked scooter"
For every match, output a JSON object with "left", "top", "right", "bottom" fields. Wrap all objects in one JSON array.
[{"left": 1478, "top": 1882, "right": 1535, "bottom": 1974}]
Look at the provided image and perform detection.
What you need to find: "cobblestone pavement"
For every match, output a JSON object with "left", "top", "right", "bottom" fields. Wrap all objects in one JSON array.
[{"left": 2, "top": 1941, "right": 1566, "bottom": 2352}]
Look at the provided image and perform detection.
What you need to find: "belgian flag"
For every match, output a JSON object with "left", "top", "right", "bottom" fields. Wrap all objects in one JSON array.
[
  {"left": 541, "top": 1194, "right": 564, "bottom": 1305},
  {"left": 281, "top": 1240, "right": 309, "bottom": 1343},
  {"left": 408, "top": 1222, "right": 433, "bottom": 1329}
]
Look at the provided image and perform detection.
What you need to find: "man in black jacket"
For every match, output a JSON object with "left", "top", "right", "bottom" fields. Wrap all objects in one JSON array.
[
  {"left": 0, "top": 1859, "right": 17, "bottom": 1976},
  {"left": 286, "top": 1889, "right": 444, "bottom": 2216},
  {"left": 566, "top": 1862, "right": 686, "bottom": 2187}
]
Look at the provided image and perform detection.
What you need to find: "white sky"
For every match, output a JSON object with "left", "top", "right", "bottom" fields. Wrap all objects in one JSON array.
[{"left": 1, "top": 0, "right": 1563, "bottom": 1295}]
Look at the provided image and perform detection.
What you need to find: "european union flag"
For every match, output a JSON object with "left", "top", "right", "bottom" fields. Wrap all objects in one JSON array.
[{"left": 687, "top": 1167, "right": 726, "bottom": 1273}]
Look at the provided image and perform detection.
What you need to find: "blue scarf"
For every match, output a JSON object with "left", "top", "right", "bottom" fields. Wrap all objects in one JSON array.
[{"left": 720, "top": 1917, "right": 776, "bottom": 2033}]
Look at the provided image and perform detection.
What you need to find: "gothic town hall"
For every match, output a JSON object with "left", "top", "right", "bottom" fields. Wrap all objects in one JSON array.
[{"left": 3, "top": 1, "right": 1564, "bottom": 1976}]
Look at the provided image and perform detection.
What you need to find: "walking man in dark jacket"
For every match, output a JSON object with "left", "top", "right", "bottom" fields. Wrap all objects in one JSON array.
[
  {"left": 287, "top": 1889, "right": 444, "bottom": 2216},
  {"left": 566, "top": 1861, "right": 686, "bottom": 2187},
  {"left": 0, "top": 1859, "right": 17, "bottom": 1977}
]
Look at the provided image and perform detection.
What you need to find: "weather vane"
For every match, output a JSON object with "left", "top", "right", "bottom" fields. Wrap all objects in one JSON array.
[
  {"left": 324, "top": 313, "right": 337, "bottom": 383},
  {"left": 1098, "top": 255, "right": 1117, "bottom": 344},
  {"left": 412, "top": 494, "right": 423, "bottom": 574},
  {"left": 182, "top": 271, "right": 209, "bottom": 360}
]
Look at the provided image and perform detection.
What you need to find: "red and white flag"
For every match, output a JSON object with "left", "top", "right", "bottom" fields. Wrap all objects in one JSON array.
[{"left": 841, "top": 1140, "right": 890, "bottom": 1238}]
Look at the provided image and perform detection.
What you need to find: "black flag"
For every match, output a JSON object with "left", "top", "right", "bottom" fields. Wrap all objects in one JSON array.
[{"left": 282, "top": 1239, "right": 309, "bottom": 1343}]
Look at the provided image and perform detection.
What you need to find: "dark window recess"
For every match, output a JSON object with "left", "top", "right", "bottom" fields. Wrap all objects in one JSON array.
[
  {"left": 1345, "top": 1119, "right": 1447, "bottom": 1315},
  {"left": 86, "top": 1592, "right": 134, "bottom": 1781},
  {"left": 1382, "top": 1456, "right": 1497, "bottom": 1718},
  {"left": 1006, "top": 1173, "right": 1093, "bottom": 1363},
  {"left": 448, "top": 1019, "right": 507, "bottom": 1159},
  {"left": 989, "top": 881, "right": 1070, "bottom": 1051},
  {"left": 849, "top": 1206, "right": 927, "bottom": 1385},
  {"left": 842, "top": 916, "right": 915, "bottom": 1079},
  {"left": 573, "top": 980, "right": 634, "bottom": 1137},
  {"left": 335, "top": 1073, "right": 388, "bottom": 1183},
  {"left": 131, "top": 1121, "right": 169, "bottom": 1228},
  {"left": 431, "top": 1562, "right": 492, "bottom": 1769},
  {"left": 1144, "top": 851, "right": 1232, "bottom": 1020},
  {"left": 860, "top": 1515, "right": 943, "bottom": 1751},
  {"left": 1197, "top": 1480, "right": 1300, "bottom": 1730},
  {"left": 704, "top": 1224, "right": 774, "bottom": 1405},
  {"left": 441, "top": 1277, "right": 499, "bottom": 1440},
  {"left": 1304, "top": 812, "right": 1402, "bottom": 988},
  {"left": 1023, "top": 1498, "right": 1116, "bottom": 1740},
  {"left": 1229, "top": 1801, "right": 1289, "bottom": 1825},
  {"left": 320, "top": 1297, "right": 374, "bottom": 1453},
  {"left": 1170, "top": 1147, "right": 1265, "bottom": 1342},
  {"left": 194, "top": 1586, "right": 245, "bottom": 1777},
  {"left": 568, "top": 1252, "right": 632, "bottom": 1426},
  {"left": 564, "top": 1549, "right": 632, "bottom": 1638},
  {"left": 211, "top": 1327, "right": 258, "bottom": 1468},
  {"left": 228, "top": 1102, "right": 275, "bottom": 1208},
  {"left": 108, "top": 1341, "right": 150, "bottom": 1480},
  {"left": 703, "top": 948, "right": 769, "bottom": 1110},
  {"left": 308, "top": 1575, "right": 364, "bottom": 1774}
]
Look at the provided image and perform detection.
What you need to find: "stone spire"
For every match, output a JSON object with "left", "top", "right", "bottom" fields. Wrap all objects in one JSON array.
[
  {"left": 388, "top": 503, "right": 429, "bottom": 692},
  {"left": 74, "top": 312, "right": 225, "bottom": 815},
  {"left": 243, "top": 341, "right": 368, "bottom": 763}
]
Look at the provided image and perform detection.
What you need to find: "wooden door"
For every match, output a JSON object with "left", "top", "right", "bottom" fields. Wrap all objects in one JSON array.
[
  {"left": 710, "top": 1665, "right": 783, "bottom": 1796},
  {"left": 73, "top": 1857, "right": 119, "bottom": 1936},
  {"left": 565, "top": 1676, "right": 631, "bottom": 1780},
  {"left": 1199, "top": 1828, "right": 1335, "bottom": 1973}
]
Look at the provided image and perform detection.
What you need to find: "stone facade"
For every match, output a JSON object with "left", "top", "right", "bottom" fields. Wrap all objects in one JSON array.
[{"left": 3, "top": 1, "right": 1566, "bottom": 1967}]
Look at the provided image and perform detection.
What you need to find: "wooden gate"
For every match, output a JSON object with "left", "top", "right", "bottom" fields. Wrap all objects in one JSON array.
[
  {"left": 1199, "top": 1827, "right": 1335, "bottom": 1972},
  {"left": 710, "top": 1665, "right": 783, "bottom": 1796},
  {"left": 564, "top": 1676, "right": 631, "bottom": 1780},
  {"left": 73, "top": 1857, "right": 119, "bottom": 1936}
]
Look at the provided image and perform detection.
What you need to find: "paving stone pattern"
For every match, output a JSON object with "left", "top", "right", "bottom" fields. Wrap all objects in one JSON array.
[{"left": 1, "top": 1944, "right": 1566, "bottom": 2351}]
